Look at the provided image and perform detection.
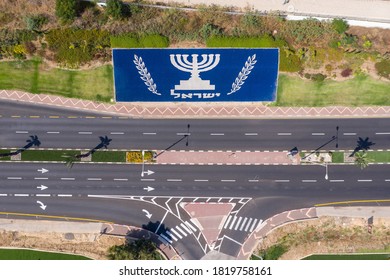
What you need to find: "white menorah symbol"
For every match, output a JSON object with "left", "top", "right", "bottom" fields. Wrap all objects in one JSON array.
[{"left": 170, "top": 54, "right": 220, "bottom": 90}]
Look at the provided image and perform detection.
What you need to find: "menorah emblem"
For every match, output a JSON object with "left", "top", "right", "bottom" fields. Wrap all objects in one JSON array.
[{"left": 170, "top": 54, "right": 220, "bottom": 90}]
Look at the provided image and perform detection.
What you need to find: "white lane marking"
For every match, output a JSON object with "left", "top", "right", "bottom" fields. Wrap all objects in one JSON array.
[
  {"left": 58, "top": 194, "right": 72, "bottom": 197},
  {"left": 36, "top": 194, "right": 50, "bottom": 197},
  {"left": 113, "top": 178, "right": 128, "bottom": 181},
  {"left": 14, "top": 194, "right": 29, "bottom": 197},
  {"left": 170, "top": 228, "right": 182, "bottom": 239},
  {"left": 167, "top": 179, "right": 182, "bottom": 182},
  {"left": 275, "top": 180, "right": 290, "bottom": 183},
  {"left": 375, "top": 132, "right": 390, "bottom": 135},
  {"left": 46, "top": 131, "right": 60, "bottom": 134},
  {"left": 34, "top": 177, "right": 48, "bottom": 180},
  {"left": 329, "top": 180, "right": 345, "bottom": 182},
  {"left": 175, "top": 225, "right": 187, "bottom": 237},
  {"left": 7, "top": 177, "right": 22, "bottom": 180},
  {"left": 141, "top": 179, "right": 155, "bottom": 182},
  {"left": 343, "top": 133, "right": 356, "bottom": 136},
  {"left": 229, "top": 216, "right": 237, "bottom": 230},
  {"left": 248, "top": 179, "right": 259, "bottom": 182},
  {"left": 245, "top": 218, "right": 253, "bottom": 231},
  {"left": 176, "top": 132, "right": 191, "bottom": 136},
  {"left": 87, "top": 178, "right": 102, "bottom": 181},
  {"left": 194, "top": 179, "right": 209, "bottom": 182},
  {"left": 165, "top": 230, "right": 178, "bottom": 241},
  {"left": 312, "top": 133, "right": 325, "bottom": 136},
  {"left": 110, "top": 132, "right": 124, "bottom": 135},
  {"left": 210, "top": 133, "right": 224, "bottom": 136},
  {"left": 358, "top": 179, "right": 372, "bottom": 182},
  {"left": 239, "top": 217, "right": 248, "bottom": 231},
  {"left": 249, "top": 218, "right": 258, "bottom": 232},
  {"left": 78, "top": 132, "right": 92, "bottom": 135},
  {"left": 159, "top": 233, "right": 172, "bottom": 244},
  {"left": 0, "top": 194, "right": 7, "bottom": 197},
  {"left": 302, "top": 180, "right": 317, "bottom": 183},
  {"left": 181, "top": 223, "right": 192, "bottom": 234},
  {"left": 277, "top": 133, "right": 292, "bottom": 136},
  {"left": 221, "top": 179, "right": 236, "bottom": 182},
  {"left": 223, "top": 216, "right": 232, "bottom": 229},
  {"left": 234, "top": 217, "right": 243, "bottom": 230},
  {"left": 143, "top": 132, "right": 157, "bottom": 135},
  {"left": 385, "top": 179, "right": 390, "bottom": 182},
  {"left": 15, "top": 131, "right": 28, "bottom": 134},
  {"left": 61, "top": 177, "right": 75, "bottom": 181},
  {"left": 245, "top": 133, "right": 258, "bottom": 136}
]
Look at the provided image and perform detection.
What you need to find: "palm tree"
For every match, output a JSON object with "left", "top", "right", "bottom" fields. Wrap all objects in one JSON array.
[
  {"left": 354, "top": 151, "right": 372, "bottom": 169},
  {"left": 350, "top": 137, "right": 375, "bottom": 157}
]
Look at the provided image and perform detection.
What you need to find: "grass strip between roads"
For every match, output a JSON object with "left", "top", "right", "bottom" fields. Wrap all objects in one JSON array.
[
  {"left": 0, "top": 248, "right": 90, "bottom": 260},
  {"left": 331, "top": 152, "right": 344, "bottom": 163},
  {"left": 91, "top": 151, "right": 126, "bottom": 162},
  {"left": 303, "top": 253, "right": 390, "bottom": 260},
  {"left": 0, "top": 149, "right": 10, "bottom": 161},
  {"left": 366, "top": 151, "right": 390, "bottom": 163}
]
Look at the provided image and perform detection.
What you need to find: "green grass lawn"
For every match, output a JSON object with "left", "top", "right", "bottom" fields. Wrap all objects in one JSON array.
[
  {"left": 0, "top": 248, "right": 90, "bottom": 260},
  {"left": 0, "top": 149, "right": 11, "bottom": 161},
  {"left": 366, "top": 151, "right": 390, "bottom": 163},
  {"left": 303, "top": 253, "right": 390, "bottom": 260},
  {"left": 91, "top": 151, "right": 126, "bottom": 162},
  {"left": 21, "top": 150, "right": 70, "bottom": 161},
  {"left": 331, "top": 152, "right": 344, "bottom": 163},
  {"left": 0, "top": 59, "right": 113, "bottom": 102},
  {"left": 276, "top": 74, "right": 390, "bottom": 107}
]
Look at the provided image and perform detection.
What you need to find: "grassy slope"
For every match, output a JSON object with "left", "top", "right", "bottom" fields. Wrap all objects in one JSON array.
[
  {"left": 303, "top": 253, "right": 390, "bottom": 260},
  {"left": 0, "top": 248, "right": 90, "bottom": 260}
]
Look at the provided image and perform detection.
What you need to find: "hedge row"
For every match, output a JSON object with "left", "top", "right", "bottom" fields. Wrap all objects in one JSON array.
[
  {"left": 206, "top": 35, "right": 302, "bottom": 72},
  {"left": 110, "top": 34, "right": 169, "bottom": 48}
]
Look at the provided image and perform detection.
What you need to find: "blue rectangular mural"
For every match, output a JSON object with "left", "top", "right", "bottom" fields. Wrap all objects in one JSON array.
[{"left": 113, "top": 48, "right": 279, "bottom": 102}]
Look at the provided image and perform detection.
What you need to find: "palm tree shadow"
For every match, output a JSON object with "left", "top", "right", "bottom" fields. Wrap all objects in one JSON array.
[
  {"left": 76, "top": 135, "right": 112, "bottom": 158},
  {"left": 349, "top": 137, "right": 375, "bottom": 157},
  {"left": 0, "top": 135, "right": 41, "bottom": 157}
]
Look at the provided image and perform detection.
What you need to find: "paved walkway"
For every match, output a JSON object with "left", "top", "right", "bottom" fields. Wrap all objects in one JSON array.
[{"left": 1, "top": 90, "right": 390, "bottom": 118}]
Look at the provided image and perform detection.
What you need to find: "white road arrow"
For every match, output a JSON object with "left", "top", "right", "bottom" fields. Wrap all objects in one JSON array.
[
  {"left": 36, "top": 201, "right": 47, "bottom": 210},
  {"left": 142, "top": 209, "right": 152, "bottom": 219},
  {"left": 143, "top": 186, "right": 154, "bottom": 192},
  {"left": 37, "top": 168, "right": 48, "bottom": 174},
  {"left": 143, "top": 170, "right": 154, "bottom": 176},
  {"left": 37, "top": 185, "right": 48, "bottom": 191}
]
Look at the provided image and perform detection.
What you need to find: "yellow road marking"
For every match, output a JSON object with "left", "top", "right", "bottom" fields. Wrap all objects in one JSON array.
[
  {"left": 0, "top": 211, "right": 112, "bottom": 224},
  {"left": 11, "top": 116, "right": 21, "bottom": 118},
  {"left": 29, "top": 116, "right": 40, "bottom": 118},
  {"left": 315, "top": 199, "right": 390, "bottom": 207},
  {"left": 67, "top": 116, "right": 78, "bottom": 119},
  {"left": 85, "top": 116, "right": 96, "bottom": 119},
  {"left": 49, "top": 116, "right": 60, "bottom": 119},
  {"left": 102, "top": 117, "right": 112, "bottom": 119}
]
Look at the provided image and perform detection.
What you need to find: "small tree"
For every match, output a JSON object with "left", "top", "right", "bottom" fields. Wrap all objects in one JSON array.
[
  {"left": 354, "top": 151, "right": 371, "bottom": 170},
  {"left": 106, "top": 0, "right": 124, "bottom": 20},
  {"left": 332, "top": 19, "right": 349, "bottom": 34},
  {"left": 55, "top": 0, "right": 78, "bottom": 23}
]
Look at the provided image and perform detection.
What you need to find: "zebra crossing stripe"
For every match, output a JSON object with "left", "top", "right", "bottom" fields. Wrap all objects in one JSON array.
[
  {"left": 239, "top": 217, "right": 248, "bottom": 231},
  {"left": 229, "top": 216, "right": 237, "bottom": 230},
  {"left": 165, "top": 230, "right": 178, "bottom": 241},
  {"left": 255, "top": 219, "right": 264, "bottom": 231},
  {"left": 181, "top": 223, "right": 192, "bottom": 234},
  {"left": 223, "top": 215, "right": 232, "bottom": 229},
  {"left": 245, "top": 218, "right": 253, "bottom": 231},
  {"left": 170, "top": 228, "right": 182, "bottom": 239},
  {"left": 159, "top": 234, "right": 172, "bottom": 244},
  {"left": 234, "top": 217, "right": 243, "bottom": 230},
  {"left": 176, "top": 225, "right": 187, "bottom": 237},
  {"left": 249, "top": 219, "right": 258, "bottom": 232},
  {"left": 185, "top": 221, "right": 197, "bottom": 232}
]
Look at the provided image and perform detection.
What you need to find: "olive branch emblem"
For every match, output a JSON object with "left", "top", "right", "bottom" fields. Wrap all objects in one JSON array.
[
  {"left": 227, "top": 54, "right": 257, "bottom": 95},
  {"left": 133, "top": 54, "right": 161, "bottom": 96}
]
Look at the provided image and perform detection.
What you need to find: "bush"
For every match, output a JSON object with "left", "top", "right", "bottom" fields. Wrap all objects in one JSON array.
[
  {"left": 341, "top": 68, "right": 352, "bottom": 77},
  {"left": 200, "top": 23, "right": 222, "bottom": 39},
  {"left": 25, "top": 15, "right": 48, "bottom": 31},
  {"left": 375, "top": 60, "right": 390, "bottom": 79},
  {"left": 332, "top": 18, "right": 349, "bottom": 34},
  {"left": 55, "top": 0, "right": 78, "bottom": 23},
  {"left": 110, "top": 34, "right": 169, "bottom": 48},
  {"left": 126, "top": 151, "right": 154, "bottom": 163},
  {"left": 261, "top": 244, "right": 288, "bottom": 260},
  {"left": 304, "top": 73, "right": 327, "bottom": 82},
  {"left": 106, "top": 0, "right": 125, "bottom": 20}
]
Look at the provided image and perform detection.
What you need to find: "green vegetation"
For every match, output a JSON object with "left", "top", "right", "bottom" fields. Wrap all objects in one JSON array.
[
  {"left": 276, "top": 74, "right": 390, "bottom": 107},
  {"left": 55, "top": 0, "right": 78, "bottom": 23},
  {"left": 110, "top": 34, "right": 169, "bottom": 48},
  {"left": 331, "top": 152, "right": 344, "bottom": 163},
  {"left": 259, "top": 244, "right": 288, "bottom": 260},
  {"left": 108, "top": 239, "right": 163, "bottom": 260},
  {"left": 25, "top": 15, "right": 48, "bottom": 31},
  {"left": 331, "top": 19, "right": 349, "bottom": 34},
  {"left": 106, "top": 0, "right": 126, "bottom": 20},
  {"left": 375, "top": 59, "right": 390, "bottom": 79},
  {"left": 126, "top": 151, "right": 155, "bottom": 163},
  {"left": 0, "top": 60, "right": 113, "bottom": 101},
  {"left": 303, "top": 253, "right": 390, "bottom": 260},
  {"left": 354, "top": 151, "right": 372, "bottom": 169},
  {"left": 0, "top": 248, "right": 90, "bottom": 260},
  {"left": 366, "top": 151, "right": 390, "bottom": 163},
  {"left": 21, "top": 150, "right": 69, "bottom": 161},
  {"left": 0, "top": 149, "right": 11, "bottom": 160},
  {"left": 91, "top": 151, "right": 126, "bottom": 162}
]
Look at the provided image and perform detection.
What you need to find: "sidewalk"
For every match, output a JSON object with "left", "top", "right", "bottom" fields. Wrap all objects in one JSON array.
[{"left": 2, "top": 90, "right": 390, "bottom": 118}]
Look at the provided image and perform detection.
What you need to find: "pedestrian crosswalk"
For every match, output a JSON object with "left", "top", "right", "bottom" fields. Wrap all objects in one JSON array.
[
  {"left": 158, "top": 219, "right": 199, "bottom": 245},
  {"left": 223, "top": 215, "right": 263, "bottom": 232}
]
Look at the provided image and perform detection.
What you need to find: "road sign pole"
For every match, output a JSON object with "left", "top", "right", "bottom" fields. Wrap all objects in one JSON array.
[{"left": 141, "top": 150, "right": 145, "bottom": 177}]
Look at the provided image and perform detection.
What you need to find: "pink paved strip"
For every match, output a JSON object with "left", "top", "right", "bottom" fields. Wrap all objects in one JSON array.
[
  {"left": 156, "top": 151, "right": 300, "bottom": 165},
  {"left": 1, "top": 90, "right": 390, "bottom": 118}
]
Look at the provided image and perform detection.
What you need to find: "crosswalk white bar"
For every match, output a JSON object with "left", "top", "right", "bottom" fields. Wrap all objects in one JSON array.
[
  {"left": 239, "top": 217, "right": 248, "bottom": 231},
  {"left": 159, "top": 233, "right": 172, "bottom": 244},
  {"left": 165, "top": 231, "right": 178, "bottom": 241},
  {"left": 175, "top": 225, "right": 187, "bottom": 237},
  {"left": 181, "top": 223, "right": 192, "bottom": 234},
  {"left": 255, "top": 219, "right": 264, "bottom": 231},
  {"left": 223, "top": 215, "right": 232, "bottom": 229},
  {"left": 234, "top": 217, "right": 243, "bottom": 230},
  {"left": 229, "top": 216, "right": 237, "bottom": 230},
  {"left": 184, "top": 221, "right": 197, "bottom": 232},
  {"left": 249, "top": 218, "right": 258, "bottom": 232},
  {"left": 245, "top": 218, "right": 253, "bottom": 231},
  {"left": 170, "top": 228, "right": 182, "bottom": 239}
]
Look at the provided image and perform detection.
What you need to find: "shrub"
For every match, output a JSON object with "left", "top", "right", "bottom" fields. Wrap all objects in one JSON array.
[
  {"left": 110, "top": 34, "right": 169, "bottom": 48},
  {"left": 304, "top": 73, "right": 327, "bottom": 82},
  {"left": 375, "top": 60, "right": 390, "bottom": 79},
  {"left": 25, "top": 15, "right": 48, "bottom": 31},
  {"left": 200, "top": 23, "right": 222, "bottom": 39},
  {"left": 261, "top": 244, "right": 288, "bottom": 260},
  {"left": 126, "top": 151, "right": 154, "bottom": 163},
  {"left": 106, "top": 0, "right": 125, "bottom": 20},
  {"left": 332, "top": 18, "right": 349, "bottom": 34},
  {"left": 341, "top": 68, "right": 352, "bottom": 77},
  {"left": 55, "top": 0, "right": 78, "bottom": 23}
]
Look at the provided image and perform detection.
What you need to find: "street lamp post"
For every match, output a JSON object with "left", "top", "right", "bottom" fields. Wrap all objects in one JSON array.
[
  {"left": 141, "top": 150, "right": 145, "bottom": 177},
  {"left": 324, "top": 163, "right": 328, "bottom": 180}
]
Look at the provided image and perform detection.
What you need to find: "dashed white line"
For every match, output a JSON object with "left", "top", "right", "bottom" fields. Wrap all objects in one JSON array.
[
  {"left": 113, "top": 178, "right": 128, "bottom": 181},
  {"left": 210, "top": 133, "right": 224, "bottom": 136},
  {"left": 14, "top": 194, "right": 29, "bottom": 197},
  {"left": 87, "top": 178, "right": 102, "bottom": 181},
  {"left": 194, "top": 179, "right": 209, "bottom": 182},
  {"left": 329, "top": 180, "right": 345, "bottom": 182},
  {"left": 165, "top": 230, "right": 178, "bottom": 241},
  {"left": 275, "top": 180, "right": 290, "bottom": 183},
  {"left": 47, "top": 131, "right": 60, "bottom": 134},
  {"left": 36, "top": 194, "right": 51, "bottom": 197},
  {"left": 0, "top": 194, "right": 8, "bottom": 197},
  {"left": 34, "top": 177, "right": 48, "bottom": 180},
  {"left": 141, "top": 179, "right": 155, "bottom": 182},
  {"left": 143, "top": 132, "right": 157, "bottom": 135},
  {"left": 311, "top": 133, "right": 325, "bottom": 136},
  {"left": 78, "top": 132, "right": 92, "bottom": 135},
  {"left": 61, "top": 177, "right": 75, "bottom": 181},
  {"left": 15, "top": 131, "right": 28, "bottom": 134},
  {"left": 7, "top": 177, "right": 22, "bottom": 180},
  {"left": 358, "top": 179, "right": 372, "bottom": 182},
  {"left": 302, "top": 180, "right": 317, "bottom": 183},
  {"left": 110, "top": 132, "right": 124, "bottom": 135},
  {"left": 245, "top": 133, "right": 258, "bottom": 136},
  {"left": 176, "top": 133, "right": 191, "bottom": 136},
  {"left": 277, "top": 133, "right": 292, "bottom": 136},
  {"left": 167, "top": 179, "right": 182, "bottom": 182},
  {"left": 248, "top": 179, "right": 259, "bottom": 182},
  {"left": 343, "top": 133, "right": 356, "bottom": 136},
  {"left": 58, "top": 194, "right": 72, "bottom": 197},
  {"left": 221, "top": 179, "right": 236, "bottom": 182},
  {"left": 385, "top": 179, "right": 390, "bottom": 182},
  {"left": 375, "top": 132, "right": 390, "bottom": 135}
]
